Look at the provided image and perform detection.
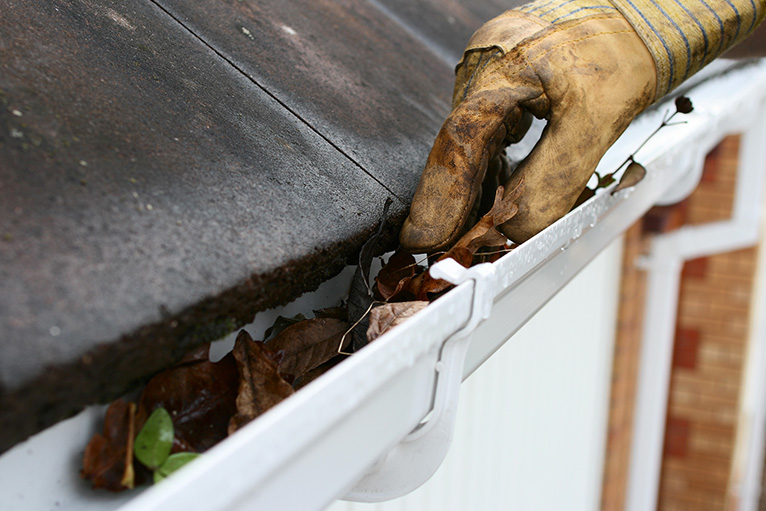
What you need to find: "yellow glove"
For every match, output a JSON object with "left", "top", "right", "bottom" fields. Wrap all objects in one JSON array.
[{"left": 400, "top": 0, "right": 765, "bottom": 252}]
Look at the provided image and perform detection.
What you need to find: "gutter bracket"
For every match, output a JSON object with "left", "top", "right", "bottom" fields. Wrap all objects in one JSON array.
[{"left": 343, "top": 259, "right": 496, "bottom": 502}]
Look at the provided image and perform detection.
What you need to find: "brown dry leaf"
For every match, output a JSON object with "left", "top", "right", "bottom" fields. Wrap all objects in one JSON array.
[
  {"left": 228, "top": 331, "right": 295, "bottom": 435},
  {"left": 483, "top": 242, "right": 516, "bottom": 263},
  {"left": 612, "top": 161, "right": 646, "bottom": 194},
  {"left": 374, "top": 249, "right": 417, "bottom": 301},
  {"left": 313, "top": 306, "right": 348, "bottom": 321},
  {"left": 464, "top": 227, "right": 509, "bottom": 253},
  {"left": 137, "top": 346, "right": 239, "bottom": 454},
  {"left": 264, "top": 314, "right": 308, "bottom": 340},
  {"left": 411, "top": 180, "right": 522, "bottom": 300},
  {"left": 347, "top": 199, "right": 393, "bottom": 352},
  {"left": 416, "top": 246, "right": 473, "bottom": 300},
  {"left": 453, "top": 179, "right": 522, "bottom": 251},
  {"left": 572, "top": 186, "right": 595, "bottom": 210},
  {"left": 366, "top": 301, "right": 429, "bottom": 342},
  {"left": 266, "top": 317, "right": 350, "bottom": 380},
  {"left": 293, "top": 355, "right": 346, "bottom": 391},
  {"left": 81, "top": 399, "right": 137, "bottom": 491}
]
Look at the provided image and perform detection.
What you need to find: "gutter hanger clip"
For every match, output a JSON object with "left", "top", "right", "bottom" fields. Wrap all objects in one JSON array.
[{"left": 344, "top": 259, "right": 496, "bottom": 502}]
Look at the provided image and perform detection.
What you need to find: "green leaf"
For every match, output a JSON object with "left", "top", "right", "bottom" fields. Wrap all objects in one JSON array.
[
  {"left": 153, "top": 452, "right": 200, "bottom": 484},
  {"left": 597, "top": 173, "right": 616, "bottom": 189},
  {"left": 134, "top": 408, "right": 174, "bottom": 470}
]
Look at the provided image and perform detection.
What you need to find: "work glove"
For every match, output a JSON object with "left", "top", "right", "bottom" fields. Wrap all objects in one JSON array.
[{"left": 401, "top": 0, "right": 765, "bottom": 252}]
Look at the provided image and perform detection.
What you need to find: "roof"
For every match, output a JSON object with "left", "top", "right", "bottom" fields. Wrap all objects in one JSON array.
[{"left": 0, "top": 0, "right": 517, "bottom": 452}]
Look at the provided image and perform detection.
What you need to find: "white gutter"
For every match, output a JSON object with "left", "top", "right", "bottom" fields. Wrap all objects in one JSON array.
[
  {"left": 625, "top": 64, "right": 766, "bottom": 511},
  {"left": 2, "top": 59, "right": 766, "bottom": 511}
]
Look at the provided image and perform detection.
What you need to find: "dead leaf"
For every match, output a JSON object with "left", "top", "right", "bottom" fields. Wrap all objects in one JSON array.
[
  {"left": 675, "top": 95, "right": 694, "bottom": 114},
  {"left": 348, "top": 198, "right": 393, "bottom": 352},
  {"left": 366, "top": 301, "right": 429, "bottom": 342},
  {"left": 293, "top": 356, "right": 346, "bottom": 391},
  {"left": 612, "top": 161, "right": 646, "bottom": 194},
  {"left": 228, "top": 331, "right": 295, "bottom": 434},
  {"left": 358, "top": 198, "right": 393, "bottom": 297},
  {"left": 482, "top": 242, "right": 516, "bottom": 263},
  {"left": 313, "top": 306, "right": 348, "bottom": 321},
  {"left": 464, "top": 227, "right": 509, "bottom": 253},
  {"left": 374, "top": 249, "right": 418, "bottom": 301},
  {"left": 266, "top": 317, "right": 350, "bottom": 380},
  {"left": 81, "top": 399, "right": 137, "bottom": 491},
  {"left": 137, "top": 347, "right": 239, "bottom": 454},
  {"left": 408, "top": 183, "right": 522, "bottom": 301},
  {"left": 416, "top": 246, "right": 473, "bottom": 300},
  {"left": 572, "top": 186, "right": 595, "bottom": 210},
  {"left": 454, "top": 179, "right": 521, "bottom": 249},
  {"left": 572, "top": 169, "right": 621, "bottom": 210},
  {"left": 264, "top": 314, "right": 308, "bottom": 341}
]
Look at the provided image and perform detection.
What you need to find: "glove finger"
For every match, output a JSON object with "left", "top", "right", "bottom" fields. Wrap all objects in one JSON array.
[
  {"left": 498, "top": 106, "right": 626, "bottom": 243},
  {"left": 400, "top": 83, "right": 537, "bottom": 253}
]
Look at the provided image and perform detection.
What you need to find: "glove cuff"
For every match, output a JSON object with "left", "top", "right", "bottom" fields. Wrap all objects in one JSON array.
[
  {"left": 461, "top": 0, "right": 627, "bottom": 64},
  {"left": 610, "top": 0, "right": 765, "bottom": 99},
  {"left": 516, "top": 0, "right": 621, "bottom": 24}
]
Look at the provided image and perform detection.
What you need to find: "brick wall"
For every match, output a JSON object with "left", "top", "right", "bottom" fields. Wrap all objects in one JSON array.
[
  {"left": 660, "top": 246, "right": 756, "bottom": 510},
  {"left": 601, "top": 136, "right": 760, "bottom": 510}
]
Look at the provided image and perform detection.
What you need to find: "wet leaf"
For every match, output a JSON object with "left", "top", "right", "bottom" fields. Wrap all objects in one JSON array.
[
  {"left": 597, "top": 172, "right": 616, "bottom": 189},
  {"left": 228, "top": 331, "right": 295, "bottom": 434},
  {"left": 366, "top": 301, "right": 429, "bottom": 342},
  {"left": 266, "top": 317, "right": 350, "bottom": 380},
  {"left": 612, "top": 161, "right": 646, "bottom": 194},
  {"left": 347, "top": 268, "right": 375, "bottom": 352},
  {"left": 313, "top": 306, "right": 347, "bottom": 321},
  {"left": 81, "top": 399, "right": 137, "bottom": 492},
  {"left": 374, "top": 249, "right": 417, "bottom": 301},
  {"left": 264, "top": 314, "right": 307, "bottom": 341},
  {"left": 410, "top": 181, "right": 521, "bottom": 300},
  {"left": 153, "top": 452, "right": 200, "bottom": 484},
  {"left": 134, "top": 408, "right": 173, "bottom": 470},
  {"left": 294, "top": 356, "right": 346, "bottom": 391},
  {"left": 348, "top": 198, "right": 393, "bottom": 352},
  {"left": 416, "top": 246, "right": 473, "bottom": 300},
  {"left": 463, "top": 226, "right": 508, "bottom": 253},
  {"left": 358, "top": 198, "right": 393, "bottom": 298},
  {"left": 572, "top": 186, "right": 595, "bottom": 210},
  {"left": 481, "top": 242, "right": 515, "bottom": 263},
  {"left": 137, "top": 347, "right": 238, "bottom": 453},
  {"left": 452, "top": 180, "right": 521, "bottom": 252}
]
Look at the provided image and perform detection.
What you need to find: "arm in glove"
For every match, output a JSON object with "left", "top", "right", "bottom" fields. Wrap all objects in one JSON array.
[{"left": 400, "top": 0, "right": 765, "bottom": 252}]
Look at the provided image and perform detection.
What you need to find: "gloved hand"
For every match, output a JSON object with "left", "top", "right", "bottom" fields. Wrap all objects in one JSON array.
[{"left": 401, "top": 0, "right": 764, "bottom": 252}]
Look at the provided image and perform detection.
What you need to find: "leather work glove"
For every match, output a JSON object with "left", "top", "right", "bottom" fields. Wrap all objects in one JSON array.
[{"left": 400, "top": 0, "right": 765, "bottom": 252}]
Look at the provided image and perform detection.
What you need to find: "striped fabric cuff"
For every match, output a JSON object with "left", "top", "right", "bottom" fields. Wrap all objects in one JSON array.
[
  {"left": 609, "top": 0, "right": 766, "bottom": 98},
  {"left": 518, "top": 0, "right": 621, "bottom": 24}
]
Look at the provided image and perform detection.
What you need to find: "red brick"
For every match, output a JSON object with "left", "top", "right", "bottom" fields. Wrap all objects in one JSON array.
[
  {"left": 682, "top": 257, "right": 709, "bottom": 279},
  {"left": 665, "top": 416, "right": 691, "bottom": 457},
  {"left": 673, "top": 328, "right": 700, "bottom": 369},
  {"left": 700, "top": 145, "right": 721, "bottom": 183}
]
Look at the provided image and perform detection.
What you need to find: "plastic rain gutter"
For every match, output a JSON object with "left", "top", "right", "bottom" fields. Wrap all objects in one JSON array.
[
  {"left": 626, "top": 63, "right": 766, "bottom": 511},
  {"left": 1, "top": 59, "right": 766, "bottom": 511}
]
